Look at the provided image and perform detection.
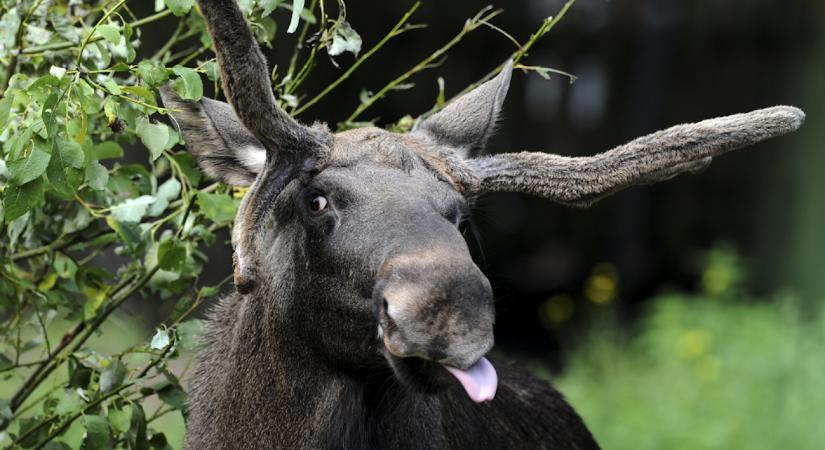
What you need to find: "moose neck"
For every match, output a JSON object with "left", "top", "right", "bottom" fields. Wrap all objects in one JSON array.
[{"left": 190, "top": 248, "right": 443, "bottom": 448}]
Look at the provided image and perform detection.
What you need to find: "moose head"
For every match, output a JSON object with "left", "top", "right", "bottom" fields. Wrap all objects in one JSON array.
[{"left": 161, "top": 0, "right": 805, "bottom": 405}]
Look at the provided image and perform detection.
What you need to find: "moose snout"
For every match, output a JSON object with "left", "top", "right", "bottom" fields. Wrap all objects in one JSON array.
[{"left": 374, "top": 250, "right": 495, "bottom": 370}]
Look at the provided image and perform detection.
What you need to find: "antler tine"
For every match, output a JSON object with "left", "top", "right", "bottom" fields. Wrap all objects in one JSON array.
[
  {"left": 467, "top": 106, "right": 805, "bottom": 207},
  {"left": 197, "top": 0, "right": 325, "bottom": 160}
]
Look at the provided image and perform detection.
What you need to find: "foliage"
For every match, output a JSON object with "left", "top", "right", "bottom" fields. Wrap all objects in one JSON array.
[
  {"left": 0, "top": 0, "right": 573, "bottom": 447},
  {"left": 558, "top": 252, "right": 825, "bottom": 450}
]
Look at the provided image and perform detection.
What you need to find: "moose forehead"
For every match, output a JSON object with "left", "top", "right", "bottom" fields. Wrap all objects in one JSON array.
[{"left": 325, "top": 127, "right": 462, "bottom": 191}]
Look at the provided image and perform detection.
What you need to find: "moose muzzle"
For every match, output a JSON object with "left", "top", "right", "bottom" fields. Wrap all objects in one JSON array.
[{"left": 374, "top": 246, "right": 497, "bottom": 402}]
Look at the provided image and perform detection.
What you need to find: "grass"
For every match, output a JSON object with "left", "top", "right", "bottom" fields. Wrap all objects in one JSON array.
[{"left": 557, "top": 292, "right": 825, "bottom": 450}]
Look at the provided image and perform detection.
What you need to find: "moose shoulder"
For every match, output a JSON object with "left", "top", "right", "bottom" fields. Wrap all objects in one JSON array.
[{"left": 162, "top": 1, "right": 805, "bottom": 448}]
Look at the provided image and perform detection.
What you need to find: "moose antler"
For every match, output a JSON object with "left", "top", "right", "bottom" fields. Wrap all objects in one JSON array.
[
  {"left": 465, "top": 105, "right": 805, "bottom": 206},
  {"left": 196, "top": 0, "right": 327, "bottom": 160},
  {"left": 162, "top": 0, "right": 332, "bottom": 293}
]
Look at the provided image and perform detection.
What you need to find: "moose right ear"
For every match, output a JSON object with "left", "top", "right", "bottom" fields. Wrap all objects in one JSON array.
[
  {"left": 414, "top": 61, "right": 513, "bottom": 158},
  {"left": 160, "top": 86, "right": 265, "bottom": 187}
]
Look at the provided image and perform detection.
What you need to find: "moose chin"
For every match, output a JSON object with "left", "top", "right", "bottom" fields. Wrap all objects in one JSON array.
[{"left": 162, "top": 1, "right": 805, "bottom": 448}]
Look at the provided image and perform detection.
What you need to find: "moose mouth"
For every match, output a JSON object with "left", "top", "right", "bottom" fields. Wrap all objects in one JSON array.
[{"left": 383, "top": 350, "right": 498, "bottom": 403}]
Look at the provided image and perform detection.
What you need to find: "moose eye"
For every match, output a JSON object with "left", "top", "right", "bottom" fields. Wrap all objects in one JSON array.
[{"left": 309, "top": 194, "right": 329, "bottom": 213}]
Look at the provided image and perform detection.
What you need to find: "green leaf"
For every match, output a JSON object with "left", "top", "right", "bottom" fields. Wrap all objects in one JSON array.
[
  {"left": 157, "top": 383, "right": 187, "bottom": 410},
  {"left": 108, "top": 406, "right": 132, "bottom": 434},
  {"left": 129, "top": 404, "right": 149, "bottom": 449},
  {"left": 4, "top": 176, "right": 45, "bottom": 223},
  {"left": 7, "top": 147, "right": 50, "bottom": 185},
  {"left": 158, "top": 240, "right": 186, "bottom": 271},
  {"left": 328, "top": 21, "right": 362, "bottom": 57},
  {"left": 261, "top": 0, "right": 282, "bottom": 16},
  {"left": 171, "top": 66, "right": 203, "bottom": 101},
  {"left": 121, "top": 86, "right": 157, "bottom": 108},
  {"left": 103, "top": 97, "right": 118, "bottom": 126},
  {"left": 83, "top": 288, "right": 107, "bottom": 321},
  {"left": 85, "top": 162, "right": 109, "bottom": 191},
  {"left": 197, "top": 192, "right": 239, "bottom": 224},
  {"left": 81, "top": 414, "right": 111, "bottom": 450},
  {"left": 49, "top": 65, "right": 67, "bottom": 79},
  {"left": 136, "top": 60, "right": 169, "bottom": 87},
  {"left": 47, "top": 137, "right": 85, "bottom": 197},
  {"left": 199, "top": 285, "right": 221, "bottom": 298},
  {"left": 171, "top": 152, "right": 202, "bottom": 186},
  {"left": 91, "top": 141, "right": 124, "bottom": 160},
  {"left": 95, "top": 24, "right": 121, "bottom": 45},
  {"left": 150, "top": 329, "right": 170, "bottom": 350},
  {"left": 287, "top": 0, "right": 305, "bottom": 33},
  {"left": 54, "top": 253, "right": 78, "bottom": 279},
  {"left": 18, "top": 416, "right": 48, "bottom": 447},
  {"left": 26, "top": 24, "right": 52, "bottom": 45},
  {"left": 100, "top": 77, "right": 122, "bottom": 95},
  {"left": 177, "top": 319, "right": 203, "bottom": 352},
  {"left": 149, "top": 433, "right": 168, "bottom": 449},
  {"left": 0, "top": 353, "right": 12, "bottom": 370},
  {"left": 56, "top": 389, "right": 84, "bottom": 416},
  {"left": 99, "top": 360, "right": 127, "bottom": 393},
  {"left": 0, "top": 96, "right": 12, "bottom": 129},
  {"left": 238, "top": 0, "right": 254, "bottom": 15},
  {"left": 136, "top": 117, "right": 170, "bottom": 161},
  {"left": 147, "top": 178, "right": 181, "bottom": 217},
  {"left": 105, "top": 217, "right": 143, "bottom": 249},
  {"left": 56, "top": 137, "right": 85, "bottom": 168},
  {"left": 109, "top": 195, "right": 154, "bottom": 223},
  {"left": 165, "top": 0, "right": 195, "bottom": 16}
]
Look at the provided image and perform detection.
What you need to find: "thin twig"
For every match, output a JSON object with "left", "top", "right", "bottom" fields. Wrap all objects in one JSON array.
[
  {"left": 419, "top": 0, "right": 577, "bottom": 120},
  {"left": 293, "top": 2, "right": 422, "bottom": 116},
  {"left": 285, "top": 0, "right": 320, "bottom": 82},
  {"left": 19, "top": 10, "right": 173, "bottom": 56},
  {"left": 0, "top": 0, "right": 45, "bottom": 96},
  {"left": 346, "top": 6, "right": 502, "bottom": 123},
  {"left": 76, "top": 0, "right": 128, "bottom": 69},
  {"left": 10, "top": 231, "right": 109, "bottom": 262},
  {"left": 8, "top": 268, "right": 145, "bottom": 412}
]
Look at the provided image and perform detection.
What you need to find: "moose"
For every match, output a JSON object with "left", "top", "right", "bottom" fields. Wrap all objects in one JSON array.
[{"left": 160, "top": 0, "right": 805, "bottom": 448}]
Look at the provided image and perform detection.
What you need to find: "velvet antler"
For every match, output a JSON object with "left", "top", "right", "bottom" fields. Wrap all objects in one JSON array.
[
  {"left": 195, "top": 0, "right": 327, "bottom": 161},
  {"left": 162, "top": 0, "right": 331, "bottom": 293},
  {"left": 463, "top": 106, "right": 805, "bottom": 206}
]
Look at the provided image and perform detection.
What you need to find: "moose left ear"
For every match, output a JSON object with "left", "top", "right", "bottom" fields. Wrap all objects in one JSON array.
[
  {"left": 160, "top": 86, "right": 266, "bottom": 187},
  {"left": 414, "top": 60, "right": 513, "bottom": 158}
]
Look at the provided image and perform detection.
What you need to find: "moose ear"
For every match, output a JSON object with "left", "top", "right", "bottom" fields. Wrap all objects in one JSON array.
[
  {"left": 160, "top": 86, "right": 266, "bottom": 187},
  {"left": 414, "top": 61, "right": 513, "bottom": 158}
]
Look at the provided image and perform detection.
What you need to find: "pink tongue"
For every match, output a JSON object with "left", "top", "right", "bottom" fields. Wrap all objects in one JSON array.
[{"left": 443, "top": 357, "right": 498, "bottom": 403}]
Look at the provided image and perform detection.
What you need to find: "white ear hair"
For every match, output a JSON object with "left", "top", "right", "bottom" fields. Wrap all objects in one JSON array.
[
  {"left": 160, "top": 87, "right": 266, "bottom": 187},
  {"left": 237, "top": 145, "right": 266, "bottom": 174}
]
